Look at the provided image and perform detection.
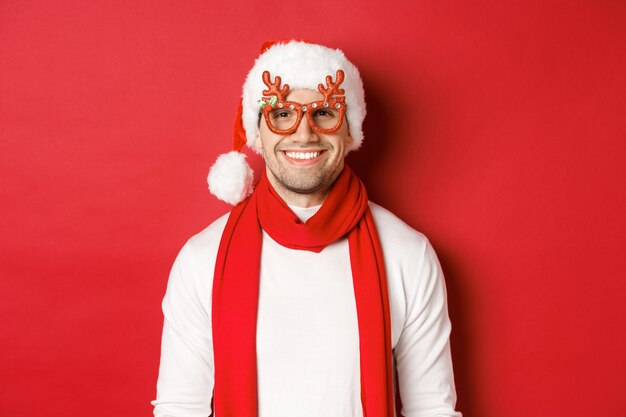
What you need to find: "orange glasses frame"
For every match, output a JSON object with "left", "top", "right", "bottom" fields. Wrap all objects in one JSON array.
[{"left": 259, "top": 69, "right": 348, "bottom": 135}]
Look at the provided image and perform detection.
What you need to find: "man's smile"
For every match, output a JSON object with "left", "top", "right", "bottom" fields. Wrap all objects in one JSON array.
[{"left": 279, "top": 149, "right": 327, "bottom": 166}]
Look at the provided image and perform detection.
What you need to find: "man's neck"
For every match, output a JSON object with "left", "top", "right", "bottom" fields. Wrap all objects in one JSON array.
[{"left": 288, "top": 204, "right": 322, "bottom": 223}]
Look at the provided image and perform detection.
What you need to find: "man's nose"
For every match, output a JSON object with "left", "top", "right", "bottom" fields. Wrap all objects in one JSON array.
[{"left": 293, "top": 114, "right": 317, "bottom": 142}]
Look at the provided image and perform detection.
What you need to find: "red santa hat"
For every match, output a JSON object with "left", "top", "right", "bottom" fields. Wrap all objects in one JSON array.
[{"left": 207, "top": 39, "right": 366, "bottom": 205}]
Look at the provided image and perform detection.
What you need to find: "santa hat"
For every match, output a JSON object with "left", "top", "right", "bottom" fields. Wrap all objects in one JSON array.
[{"left": 207, "top": 39, "right": 366, "bottom": 205}]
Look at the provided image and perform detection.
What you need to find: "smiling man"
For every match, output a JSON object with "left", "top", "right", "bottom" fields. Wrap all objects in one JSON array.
[
  {"left": 152, "top": 40, "right": 462, "bottom": 417},
  {"left": 256, "top": 81, "right": 352, "bottom": 206}
]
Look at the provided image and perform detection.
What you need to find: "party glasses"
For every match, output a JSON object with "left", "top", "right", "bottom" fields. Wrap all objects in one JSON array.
[{"left": 258, "top": 69, "right": 347, "bottom": 135}]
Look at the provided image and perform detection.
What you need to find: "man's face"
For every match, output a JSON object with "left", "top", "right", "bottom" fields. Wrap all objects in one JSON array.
[{"left": 254, "top": 88, "right": 353, "bottom": 203}]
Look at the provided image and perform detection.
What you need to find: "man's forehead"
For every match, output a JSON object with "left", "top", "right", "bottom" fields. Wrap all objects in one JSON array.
[{"left": 285, "top": 88, "right": 324, "bottom": 100}]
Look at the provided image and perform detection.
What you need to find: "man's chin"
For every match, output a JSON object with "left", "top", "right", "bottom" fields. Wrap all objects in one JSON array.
[
  {"left": 274, "top": 168, "right": 344, "bottom": 196},
  {"left": 283, "top": 184, "right": 325, "bottom": 195},
  {"left": 265, "top": 160, "right": 343, "bottom": 198},
  {"left": 277, "top": 177, "right": 327, "bottom": 195}
]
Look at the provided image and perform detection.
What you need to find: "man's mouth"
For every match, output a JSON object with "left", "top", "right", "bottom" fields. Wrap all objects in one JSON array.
[
  {"left": 279, "top": 149, "right": 327, "bottom": 165},
  {"left": 284, "top": 151, "right": 322, "bottom": 160}
]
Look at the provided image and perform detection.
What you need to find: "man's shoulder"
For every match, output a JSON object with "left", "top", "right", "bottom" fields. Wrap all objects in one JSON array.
[
  {"left": 369, "top": 201, "right": 427, "bottom": 241},
  {"left": 184, "top": 211, "right": 231, "bottom": 258},
  {"left": 369, "top": 201, "right": 429, "bottom": 247}
]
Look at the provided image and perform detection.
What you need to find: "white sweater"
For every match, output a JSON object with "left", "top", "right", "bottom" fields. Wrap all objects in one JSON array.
[{"left": 152, "top": 202, "right": 462, "bottom": 417}]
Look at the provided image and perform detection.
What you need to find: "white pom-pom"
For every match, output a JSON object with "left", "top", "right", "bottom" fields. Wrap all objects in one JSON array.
[{"left": 207, "top": 151, "right": 254, "bottom": 205}]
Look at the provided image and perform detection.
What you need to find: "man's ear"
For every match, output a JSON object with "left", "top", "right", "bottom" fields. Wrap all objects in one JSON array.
[
  {"left": 254, "top": 132, "right": 262, "bottom": 150},
  {"left": 344, "top": 117, "right": 354, "bottom": 147}
]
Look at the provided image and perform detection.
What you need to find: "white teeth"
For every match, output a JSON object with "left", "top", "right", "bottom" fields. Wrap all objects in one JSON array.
[{"left": 285, "top": 151, "right": 320, "bottom": 160}]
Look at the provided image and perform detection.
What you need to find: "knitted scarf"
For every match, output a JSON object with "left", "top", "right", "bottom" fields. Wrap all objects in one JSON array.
[{"left": 211, "top": 165, "right": 394, "bottom": 417}]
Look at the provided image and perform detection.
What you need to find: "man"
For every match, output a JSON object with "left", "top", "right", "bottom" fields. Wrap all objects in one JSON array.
[{"left": 152, "top": 40, "right": 462, "bottom": 417}]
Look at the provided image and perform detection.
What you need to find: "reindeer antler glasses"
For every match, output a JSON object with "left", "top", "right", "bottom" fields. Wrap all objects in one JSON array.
[{"left": 258, "top": 69, "right": 347, "bottom": 135}]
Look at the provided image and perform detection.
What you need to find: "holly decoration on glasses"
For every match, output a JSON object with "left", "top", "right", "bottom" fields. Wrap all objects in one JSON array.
[{"left": 257, "top": 95, "right": 278, "bottom": 109}]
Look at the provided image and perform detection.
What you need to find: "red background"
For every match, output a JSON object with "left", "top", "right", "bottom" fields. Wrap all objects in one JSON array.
[{"left": 1, "top": 1, "right": 625, "bottom": 416}]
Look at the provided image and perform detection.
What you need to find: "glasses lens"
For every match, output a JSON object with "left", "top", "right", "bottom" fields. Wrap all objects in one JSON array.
[
  {"left": 311, "top": 107, "right": 342, "bottom": 131},
  {"left": 268, "top": 108, "right": 299, "bottom": 131}
]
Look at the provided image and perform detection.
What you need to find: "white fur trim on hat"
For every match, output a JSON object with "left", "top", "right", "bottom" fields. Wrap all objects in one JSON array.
[
  {"left": 242, "top": 41, "right": 366, "bottom": 153},
  {"left": 207, "top": 151, "right": 254, "bottom": 205}
]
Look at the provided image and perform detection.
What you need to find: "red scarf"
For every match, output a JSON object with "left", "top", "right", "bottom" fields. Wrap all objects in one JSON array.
[{"left": 211, "top": 165, "right": 394, "bottom": 417}]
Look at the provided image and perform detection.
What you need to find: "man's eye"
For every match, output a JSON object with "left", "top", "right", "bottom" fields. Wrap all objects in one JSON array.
[
  {"left": 271, "top": 111, "right": 290, "bottom": 118},
  {"left": 313, "top": 109, "right": 334, "bottom": 118}
]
